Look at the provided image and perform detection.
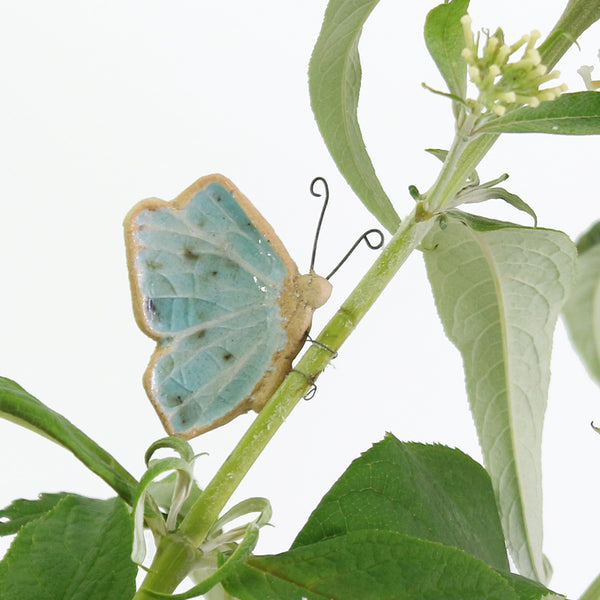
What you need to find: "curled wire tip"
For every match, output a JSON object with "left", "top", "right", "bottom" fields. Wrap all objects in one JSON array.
[
  {"left": 291, "top": 369, "right": 318, "bottom": 400},
  {"left": 326, "top": 228, "right": 384, "bottom": 280},
  {"left": 310, "top": 176, "right": 329, "bottom": 197},
  {"left": 309, "top": 177, "right": 329, "bottom": 272},
  {"left": 303, "top": 385, "right": 317, "bottom": 401},
  {"left": 362, "top": 228, "right": 385, "bottom": 250},
  {"left": 307, "top": 175, "right": 384, "bottom": 279}
]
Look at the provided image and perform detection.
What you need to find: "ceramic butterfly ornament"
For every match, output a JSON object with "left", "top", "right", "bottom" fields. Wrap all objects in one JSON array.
[{"left": 124, "top": 174, "right": 332, "bottom": 439}]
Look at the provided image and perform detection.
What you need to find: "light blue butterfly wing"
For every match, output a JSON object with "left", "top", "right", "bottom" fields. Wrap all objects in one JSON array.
[{"left": 125, "top": 176, "right": 303, "bottom": 438}]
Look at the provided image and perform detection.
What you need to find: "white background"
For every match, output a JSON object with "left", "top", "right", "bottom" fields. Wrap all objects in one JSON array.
[{"left": 1, "top": 1, "right": 599, "bottom": 597}]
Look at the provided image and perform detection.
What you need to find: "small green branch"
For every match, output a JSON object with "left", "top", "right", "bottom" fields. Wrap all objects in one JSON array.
[
  {"left": 539, "top": 0, "right": 600, "bottom": 70},
  {"left": 425, "top": 126, "right": 500, "bottom": 214},
  {"left": 580, "top": 572, "right": 600, "bottom": 600},
  {"left": 0, "top": 378, "right": 140, "bottom": 507},
  {"left": 133, "top": 206, "right": 436, "bottom": 598}
]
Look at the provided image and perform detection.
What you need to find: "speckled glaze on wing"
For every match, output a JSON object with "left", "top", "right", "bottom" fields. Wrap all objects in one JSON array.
[{"left": 124, "top": 174, "right": 331, "bottom": 438}]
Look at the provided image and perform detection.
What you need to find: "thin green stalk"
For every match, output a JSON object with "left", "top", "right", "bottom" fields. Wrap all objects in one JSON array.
[
  {"left": 580, "top": 572, "right": 600, "bottom": 600},
  {"left": 133, "top": 206, "right": 436, "bottom": 598},
  {"left": 538, "top": 0, "right": 600, "bottom": 71},
  {"left": 425, "top": 132, "right": 471, "bottom": 212},
  {"left": 424, "top": 110, "right": 499, "bottom": 214}
]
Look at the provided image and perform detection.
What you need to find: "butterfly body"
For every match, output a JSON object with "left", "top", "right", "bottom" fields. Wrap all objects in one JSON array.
[{"left": 125, "top": 174, "right": 331, "bottom": 438}]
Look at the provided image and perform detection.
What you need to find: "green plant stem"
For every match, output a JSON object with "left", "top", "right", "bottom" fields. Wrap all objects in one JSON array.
[
  {"left": 133, "top": 206, "right": 436, "bottom": 598},
  {"left": 538, "top": 0, "right": 600, "bottom": 71},
  {"left": 426, "top": 127, "right": 499, "bottom": 213},
  {"left": 425, "top": 132, "right": 472, "bottom": 212},
  {"left": 580, "top": 572, "right": 600, "bottom": 600}
]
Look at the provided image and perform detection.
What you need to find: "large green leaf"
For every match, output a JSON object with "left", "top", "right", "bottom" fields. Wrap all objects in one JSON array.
[
  {"left": 424, "top": 0, "right": 470, "bottom": 117},
  {"left": 0, "top": 495, "right": 137, "bottom": 600},
  {"left": 224, "top": 529, "right": 563, "bottom": 600},
  {"left": 423, "top": 211, "right": 577, "bottom": 583},
  {"left": 292, "top": 434, "right": 509, "bottom": 571},
  {"left": 226, "top": 530, "right": 518, "bottom": 600},
  {"left": 309, "top": 0, "right": 400, "bottom": 233},
  {"left": 563, "top": 221, "right": 600, "bottom": 384},
  {"left": 0, "top": 377, "right": 139, "bottom": 506},
  {"left": 479, "top": 92, "right": 600, "bottom": 135},
  {"left": 0, "top": 493, "right": 70, "bottom": 536}
]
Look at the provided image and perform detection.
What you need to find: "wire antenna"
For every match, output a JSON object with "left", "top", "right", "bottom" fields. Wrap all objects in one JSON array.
[
  {"left": 325, "top": 228, "right": 384, "bottom": 280},
  {"left": 309, "top": 176, "right": 329, "bottom": 272},
  {"left": 307, "top": 176, "right": 385, "bottom": 279}
]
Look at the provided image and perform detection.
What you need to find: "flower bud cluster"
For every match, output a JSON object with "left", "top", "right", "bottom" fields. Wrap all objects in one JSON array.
[{"left": 461, "top": 15, "right": 567, "bottom": 116}]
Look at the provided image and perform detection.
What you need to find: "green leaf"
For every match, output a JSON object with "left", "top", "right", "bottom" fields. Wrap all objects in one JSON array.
[
  {"left": 426, "top": 147, "right": 480, "bottom": 184},
  {"left": 147, "top": 472, "right": 202, "bottom": 518},
  {"left": 479, "top": 92, "right": 600, "bottom": 135},
  {"left": 309, "top": 0, "right": 400, "bottom": 233},
  {"left": 503, "top": 573, "right": 565, "bottom": 600},
  {"left": 0, "top": 377, "right": 139, "bottom": 506},
  {"left": 293, "top": 434, "right": 509, "bottom": 571},
  {"left": 563, "top": 223, "right": 600, "bottom": 385},
  {"left": 0, "top": 492, "right": 70, "bottom": 536},
  {"left": 132, "top": 455, "right": 196, "bottom": 563},
  {"left": 224, "top": 529, "right": 561, "bottom": 600},
  {"left": 426, "top": 147, "right": 451, "bottom": 162},
  {"left": 423, "top": 211, "right": 577, "bottom": 583},
  {"left": 449, "top": 172, "right": 538, "bottom": 225},
  {"left": 574, "top": 220, "right": 600, "bottom": 255},
  {"left": 424, "top": 0, "right": 470, "bottom": 117},
  {"left": 145, "top": 436, "right": 196, "bottom": 465},
  {"left": 479, "top": 187, "right": 538, "bottom": 225},
  {"left": 0, "top": 495, "right": 137, "bottom": 600}
]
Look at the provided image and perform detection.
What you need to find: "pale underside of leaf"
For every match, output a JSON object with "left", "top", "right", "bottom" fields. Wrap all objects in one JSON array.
[
  {"left": 424, "top": 214, "right": 576, "bottom": 583},
  {"left": 563, "top": 244, "right": 600, "bottom": 384},
  {"left": 309, "top": 0, "right": 400, "bottom": 233}
]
